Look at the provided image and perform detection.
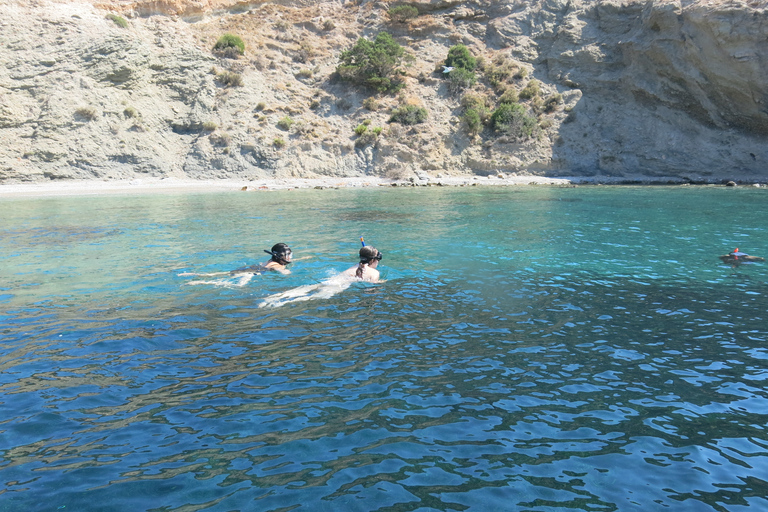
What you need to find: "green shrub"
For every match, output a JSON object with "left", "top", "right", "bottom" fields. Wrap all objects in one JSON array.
[
  {"left": 106, "top": 14, "right": 128, "bottom": 28},
  {"left": 337, "top": 32, "right": 405, "bottom": 93},
  {"left": 277, "top": 116, "right": 295, "bottom": 131},
  {"left": 461, "top": 93, "right": 489, "bottom": 112},
  {"left": 499, "top": 88, "right": 519, "bottom": 104},
  {"left": 389, "top": 105, "right": 427, "bottom": 125},
  {"left": 213, "top": 34, "right": 245, "bottom": 57},
  {"left": 255, "top": 102, "right": 266, "bottom": 111},
  {"left": 387, "top": 5, "right": 419, "bottom": 23},
  {"left": 490, "top": 103, "right": 538, "bottom": 140},
  {"left": 446, "top": 67, "right": 476, "bottom": 95},
  {"left": 202, "top": 121, "right": 218, "bottom": 131},
  {"left": 362, "top": 97, "right": 379, "bottom": 111},
  {"left": 519, "top": 80, "right": 540, "bottom": 100},
  {"left": 354, "top": 124, "right": 369, "bottom": 136},
  {"left": 484, "top": 62, "right": 515, "bottom": 89},
  {"left": 216, "top": 71, "right": 243, "bottom": 87},
  {"left": 273, "top": 137, "right": 286, "bottom": 148},
  {"left": 462, "top": 108, "right": 483, "bottom": 136},
  {"left": 123, "top": 106, "right": 138, "bottom": 118},
  {"left": 372, "top": 127, "right": 383, "bottom": 135},
  {"left": 460, "top": 94, "right": 491, "bottom": 127},
  {"left": 445, "top": 44, "right": 476, "bottom": 72},
  {"left": 355, "top": 127, "right": 381, "bottom": 147}
]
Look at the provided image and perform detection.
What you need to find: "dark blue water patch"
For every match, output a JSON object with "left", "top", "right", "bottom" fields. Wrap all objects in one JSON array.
[{"left": 2, "top": 187, "right": 768, "bottom": 511}]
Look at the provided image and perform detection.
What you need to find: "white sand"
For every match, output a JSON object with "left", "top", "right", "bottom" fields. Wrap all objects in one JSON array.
[{"left": 0, "top": 174, "right": 710, "bottom": 198}]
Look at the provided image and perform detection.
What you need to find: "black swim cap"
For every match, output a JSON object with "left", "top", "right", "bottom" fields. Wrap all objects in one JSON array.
[{"left": 265, "top": 243, "right": 292, "bottom": 264}]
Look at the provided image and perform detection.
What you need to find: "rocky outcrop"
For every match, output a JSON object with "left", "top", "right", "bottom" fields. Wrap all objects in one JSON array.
[
  {"left": 537, "top": 0, "right": 768, "bottom": 178},
  {"left": 1, "top": 0, "right": 766, "bottom": 183}
]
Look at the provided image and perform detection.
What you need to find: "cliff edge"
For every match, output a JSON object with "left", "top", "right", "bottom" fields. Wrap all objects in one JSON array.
[{"left": 1, "top": 0, "right": 766, "bottom": 183}]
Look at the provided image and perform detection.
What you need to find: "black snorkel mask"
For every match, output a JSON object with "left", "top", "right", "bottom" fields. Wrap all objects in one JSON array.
[
  {"left": 359, "top": 238, "right": 382, "bottom": 263},
  {"left": 264, "top": 248, "right": 292, "bottom": 265},
  {"left": 361, "top": 250, "right": 383, "bottom": 264}
]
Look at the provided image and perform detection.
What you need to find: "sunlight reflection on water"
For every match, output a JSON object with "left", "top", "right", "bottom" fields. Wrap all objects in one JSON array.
[{"left": 1, "top": 186, "right": 767, "bottom": 511}]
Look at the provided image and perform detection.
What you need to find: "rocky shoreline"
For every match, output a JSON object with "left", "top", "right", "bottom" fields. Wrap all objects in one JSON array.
[
  {"left": 1, "top": 174, "right": 763, "bottom": 198},
  {"left": 2, "top": 0, "right": 767, "bottom": 185}
]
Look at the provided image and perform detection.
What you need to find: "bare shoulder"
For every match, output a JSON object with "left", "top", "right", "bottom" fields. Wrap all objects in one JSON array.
[
  {"left": 362, "top": 268, "right": 381, "bottom": 283},
  {"left": 265, "top": 261, "right": 290, "bottom": 274}
]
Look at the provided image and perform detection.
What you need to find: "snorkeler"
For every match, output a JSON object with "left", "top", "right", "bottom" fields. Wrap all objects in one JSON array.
[
  {"left": 719, "top": 248, "right": 765, "bottom": 267},
  {"left": 259, "top": 239, "right": 384, "bottom": 308},
  {"left": 231, "top": 243, "right": 293, "bottom": 275},
  {"left": 342, "top": 245, "right": 383, "bottom": 283}
]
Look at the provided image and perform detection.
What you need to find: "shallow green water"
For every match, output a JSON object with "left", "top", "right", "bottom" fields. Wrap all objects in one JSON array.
[{"left": 1, "top": 186, "right": 767, "bottom": 511}]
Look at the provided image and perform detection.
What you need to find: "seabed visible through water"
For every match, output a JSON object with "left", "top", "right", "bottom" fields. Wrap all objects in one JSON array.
[{"left": 1, "top": 185, "right": 766, "bottom": 511}]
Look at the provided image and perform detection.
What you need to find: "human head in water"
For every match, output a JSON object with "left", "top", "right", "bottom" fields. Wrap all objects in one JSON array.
[
  {"left": 356, "top": 246, "right": 382, "bottom": 278},
  {"left": 264, "top": 243, "right": 292, "bottom": 265},
  {"left": 359, "top": 246, "right": 382, "bottom": 263}
]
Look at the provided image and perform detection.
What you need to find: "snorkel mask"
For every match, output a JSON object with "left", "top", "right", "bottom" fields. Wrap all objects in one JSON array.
[
  {"left": 264, "top": 244, "right": 292, "bottom": 265},
  {"left": 359, "top": 247, "right": 382, "bottom": 263},
  {"left": 359, "top": 238, "right": 382, "bottom": 263}
]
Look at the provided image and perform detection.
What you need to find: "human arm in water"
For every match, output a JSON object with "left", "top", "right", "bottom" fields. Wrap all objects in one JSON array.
[{"left": 264, "top": 260, "right": 291, "bottom": 275}]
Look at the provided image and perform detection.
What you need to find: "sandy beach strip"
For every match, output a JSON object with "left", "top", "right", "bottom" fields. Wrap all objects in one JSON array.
[
  {"left": 0, "top": 175, "right": 575, "bottom": 198},
  {"left": 0, "top": 174, "right": 729, "bottom": 198}
]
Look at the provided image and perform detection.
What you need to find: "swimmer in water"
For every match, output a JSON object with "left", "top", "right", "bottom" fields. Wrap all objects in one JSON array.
[
  {"left": 179, "top": 242, "right": 295, "bottom": 286},
  {"left": 231, "top": 243, "right": 293, "bottom": 275},
  {"left": 341, "top": 245, "right": 383, "bottom": 283},
  {"left": 259, "top": 243, "right": 384, "bottom": 307},
  {"left": 719, "top": 248, "right": 765, "bottom": 267}
]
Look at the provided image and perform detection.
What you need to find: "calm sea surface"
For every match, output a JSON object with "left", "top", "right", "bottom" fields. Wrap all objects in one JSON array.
[{"left": 1, "top": 185, "right": 767, "bottom": 511}]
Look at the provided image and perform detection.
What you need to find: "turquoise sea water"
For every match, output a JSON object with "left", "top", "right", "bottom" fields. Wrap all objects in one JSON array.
[{"left": 1, "top": 185, "right": 767, "bottom": 511}]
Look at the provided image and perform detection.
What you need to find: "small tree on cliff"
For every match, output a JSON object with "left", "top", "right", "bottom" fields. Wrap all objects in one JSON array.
[
  {"left": 444, "top": 44, "right": 477, "bottom": 72},
  {"left": 337, "top": 32, "right": 405, "bottom": 93},
  {"left": 443, "top": 44, "right": 477, "bottom": 95},
  {"left": 490, "top": 103, "right": 538, "bottom": 141}
]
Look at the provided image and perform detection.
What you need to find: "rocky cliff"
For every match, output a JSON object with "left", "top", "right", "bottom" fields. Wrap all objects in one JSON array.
[{"left": 1, "top": 0, "right": 766, "bottom": 183}]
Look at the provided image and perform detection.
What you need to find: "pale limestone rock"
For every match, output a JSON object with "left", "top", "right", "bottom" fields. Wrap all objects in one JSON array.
[{"left": 1, "top": 0, "right": 767, "bottom": 184}]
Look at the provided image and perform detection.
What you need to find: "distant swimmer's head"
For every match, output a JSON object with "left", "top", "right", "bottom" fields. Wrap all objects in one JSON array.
[
  {"left": 265, "top": 243, "right": 292, "bottom": 265},
  {"left": 359, "top": 246, "right": 383, "bottom": 264}
]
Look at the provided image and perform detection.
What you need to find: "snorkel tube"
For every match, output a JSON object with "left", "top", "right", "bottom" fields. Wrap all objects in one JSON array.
[
  {"left": 359, "top": 237, "right": 381, "bottom": 260},
  {"left": 264, "top": 243, "right": 292, "bottom": 265}
]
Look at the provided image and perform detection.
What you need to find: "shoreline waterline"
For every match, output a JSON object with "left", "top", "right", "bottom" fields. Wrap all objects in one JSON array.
[{"left": 0, "top": 174, "right": 759, "bottom": 198}]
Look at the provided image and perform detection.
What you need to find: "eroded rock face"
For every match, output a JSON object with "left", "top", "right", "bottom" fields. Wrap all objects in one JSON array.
[
  {"left": 539, "top": 0, "right": 768, "bottom": 177},
  {"left": 1, "top": 0, "right": 766, "bottom": 183}
]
